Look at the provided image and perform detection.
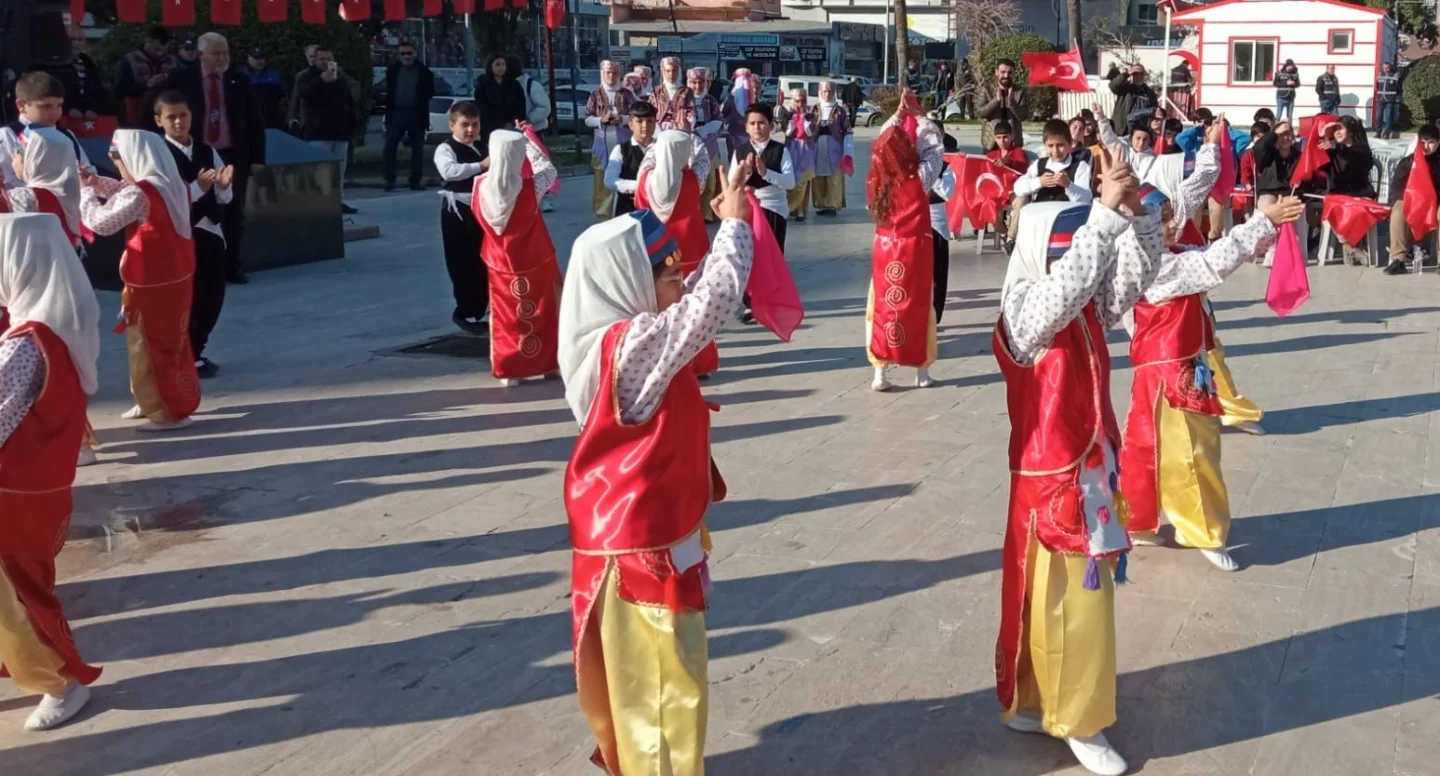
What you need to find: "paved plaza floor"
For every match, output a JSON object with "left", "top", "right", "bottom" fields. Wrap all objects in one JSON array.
[{"left": 2, "top": 127, "right": 1439, "bottom": 775}]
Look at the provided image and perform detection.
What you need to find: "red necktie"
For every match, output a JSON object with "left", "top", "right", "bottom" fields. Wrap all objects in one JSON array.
[{"left": 206, "top": 74, "right": 223, "bottom": 145}]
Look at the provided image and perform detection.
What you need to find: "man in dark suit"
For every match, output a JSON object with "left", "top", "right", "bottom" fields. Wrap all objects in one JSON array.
[
  {"left": 382, "top": 43, "right": 435, "bottom": 191},
  {"left": 155, "top": 31, "right": 266, "bottom": 284}
]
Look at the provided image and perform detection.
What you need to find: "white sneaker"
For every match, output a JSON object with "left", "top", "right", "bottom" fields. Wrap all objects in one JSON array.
[
  {"left": 499, "top": 378, "right": 521, "bottom": 387},
  {"left": 76, "top": 447, "right": 97, "bottom": 467},
  {"left": 1229, "top": 420, "right": 1266, "bottom": 436},
  {"left": 136, "top": 417, "right": 193, "bottom": 433},
  {"left": 1065, "top": 732, "right": 1128, "bottom": 776},
  {"left": 915, "top": 368, "right": 934, "bottom": 388},
  {"left": 121, "top": 405, "right": 143, "bottom": 420},
  {"left": 1005, "top": 712, "right": 1045, "bottom": 734},
  {"left": 870, "top": 367, "right": 892, "bottom": 392},
  {"left": 1201, "top": 548, "right": 1240, "bottom": 572},
  {"left": 25, "top": 682, "right": 90, "bottom": 731},
  {"left": 1130, "top": 531, "right": 1163, "bottom": 546}
]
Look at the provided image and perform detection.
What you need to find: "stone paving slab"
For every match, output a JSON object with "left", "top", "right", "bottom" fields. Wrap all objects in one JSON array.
[{"left": 0, "top": 127, "right": 1438, "bottom": 775}]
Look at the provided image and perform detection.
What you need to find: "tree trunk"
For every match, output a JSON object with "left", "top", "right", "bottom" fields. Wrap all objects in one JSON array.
[
  {"left": 895, "top": 0, "right": 910, "bottom": 87},
  {"left": 1067, "top": 0, "right": 1083, "bottom": 52}
]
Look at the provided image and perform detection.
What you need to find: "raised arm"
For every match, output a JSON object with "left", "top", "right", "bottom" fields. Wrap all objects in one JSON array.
[
  {"left": 1142, "top": 213, "right": 1279, "bottom": 304},
  {"left": 80, "top": 182, "right": 147, "bottom": 236},
  {"left": 1173, "top": 142, "right": 1220, "bottom": 225},
  {"left": 615, "top": 219, "right": 756, "bottom": 422},
  {"left": 1098, "top": 206, "right": 1165, "bottom": 328},
  {"left": 690, "top": 139, "right": 710, "bottom": 184},
  {"left": 916, "top": 120, "right": 945, "bottom": 192},
  {"left": 1001, "top": 205, "right": 1131, "bottom": 363},
  {"left": 524, "top": 137, "right": 557, "bottom": 197}
]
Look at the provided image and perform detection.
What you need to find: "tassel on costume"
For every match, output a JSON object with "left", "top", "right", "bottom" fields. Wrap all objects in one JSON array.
[
  {"left": 1083, "top": 556, "right": 1101, "bottom": 591},
  {"left": 1115, "top": 552, "right": 1129, "bottom": 584}
]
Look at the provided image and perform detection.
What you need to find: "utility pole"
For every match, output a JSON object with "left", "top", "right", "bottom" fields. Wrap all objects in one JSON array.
[
  {"left": 894, "top": 0, "right": 909, "bottom": 87},
  {"left": 1067, "top": 0, "right": 1082, "bottom": 56}
]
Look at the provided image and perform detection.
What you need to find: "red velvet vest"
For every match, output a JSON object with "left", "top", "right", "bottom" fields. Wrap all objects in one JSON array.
[
  {"left": 993, "top": 302, "right": 1120, "bottom": 476},
  {"left": 0, "top": 323, "right": 86, "bottom": 561},
  {"left": 33, "top": 189, "right": 79, "bottom": 248},
  {"left": 565, "top": 321, "right": 726, "bottom": 555}
]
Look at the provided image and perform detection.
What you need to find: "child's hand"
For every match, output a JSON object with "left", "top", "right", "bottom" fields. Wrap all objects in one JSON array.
[
  {"left": 196, "top": 168, "right": 217, "bottom": 192},
  {"left": 10, "top": 152, "right": 23, "bottom": 183},
  {"left": 78, "top": 168, "right": 98, "bottom": 188},
  {"left": 713, "top": 159, "right": 754, "bottom": 222},
  {"left": 217, "top": 165, "right": 235, "bottom": 188},
  {"left": 1260, "top": 195, "right": 1305, "bottom": 225}
]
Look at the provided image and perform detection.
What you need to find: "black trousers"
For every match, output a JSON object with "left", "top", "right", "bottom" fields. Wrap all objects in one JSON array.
[
  {"left": 383, "top": 113, "right": 427, "bottom": 187},
  {"left": 190, "top": 229, "right": 228, "bottom": 360},
  {"left": 441, "top": 202, "right": 489, "bottom": 319},
  {"left": 221, "top": 173, "right": 249, "bottom": 276},
  {"left": 764, "top": 208, "right": 788, "bottom": 251},
  {"left": 932, "top": 229, "right": 950, "bottom": 323}
]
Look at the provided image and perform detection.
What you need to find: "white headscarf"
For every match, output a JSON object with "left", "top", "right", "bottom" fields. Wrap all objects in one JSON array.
[
  {"left": 558, "top": 216, "right": 657, "bottom": 425},
  {"left": 1141, "top": 152, "right": 1186, "bottom": 207},
  {"left": 644, "top": 131, "right": 692, "bottom": 223},
  {"left": 19, "top": 128, "right": 82, "bottom": 239},
  {"left": 113, "top": 129, "right": 192, "bottom": 240},
  {"left": 0, "top": 214, "right": 102, "bottom": 394},
  {"left": 1001, "top": 201, "right": 1089, "bottom": 305},
  {"left": 477, "top": 130, "right": 527, "bottom": 234}
]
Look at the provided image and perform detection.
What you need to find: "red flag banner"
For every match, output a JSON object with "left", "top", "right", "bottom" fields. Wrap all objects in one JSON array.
[
  {"left": 162, "top": 0, "right": 195, "bottom": 26},
  {"left": 58, "top": 115, "right": 117, "bottom": 138},
  {"left": 116, "top": 0, "right": 146, "bottom": 22},
  {"left": 956, "top": 154, "right": 1019, "bottom": 232},
  {"left": 256, "top": 0, "right": 287, "bottom": 21},
  {"left": 384, "top": 0, "right": 405, "bottom": 19},
  {"left": 301, "top": 0, "right": 327, "bottom": 23},
  {"left": 340, "top": 0, "right": 370, "bottom": 19},
  {"left": 509, "top": 0, "right": 526, "bottom": 6},
  {"left": 1266, "top": 222, "right": 1310, "bottom": 317},
  {"left": 1321, "top": 194, "right": 1390, "bottom": 246},
  {"left": 71, "top": 0, "right": 85, "bottom": 29},
  {"left": 1022, "top": 47, "right": 1089, "bottom": 92},
  {"left": 211, "top": 0, "right": 241, "bottom": 23},
  {"left": 545, "top": 0, "right": 566, "bottom": 28},
  {"left": 943, "top": 154, "right": 969, "bottom": 235},
  {"left": 482, "top": 0, "right": 503, "bottom": 9},
  {"left": 422, "top": 0, "right": 442, "bottom": 16},
  {"left": 1404, "top": 144, "right": 1439, "bottom": 241},
  {"left": 1289, "top": 113, "right": 1337, "bottom": 188},
  {"left": 452, "top": 0, "right": 475, "bottom": 11}
]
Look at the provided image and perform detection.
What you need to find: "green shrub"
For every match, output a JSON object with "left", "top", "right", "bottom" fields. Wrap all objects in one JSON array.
[
  {"left": 1403, "top": 54, "right": 1440, "bottom": 127},
  {"left": 90, "top": 1, "right": 374, "bottom": 142},
  {"left": 870, "top": 85, "right": 899, "bottom": 118},
  {"left": 977, "top": 33, "right": 1058, "bottom": 121}
]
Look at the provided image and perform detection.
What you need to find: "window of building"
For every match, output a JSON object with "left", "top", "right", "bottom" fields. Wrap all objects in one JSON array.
[
  {"left": 1231, "top": 39, "right": 1277, "bottom": 84},
  {"left": 1134, "top": 1, "right": 1159, "bottom": 24},
  {"left": 1329, "top": 29, "right": 1354, "bottom": 54}
]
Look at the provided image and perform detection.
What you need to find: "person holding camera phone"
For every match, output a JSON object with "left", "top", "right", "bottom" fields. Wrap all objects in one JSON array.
[{"left": 298, "top": 47, "right": 357, "bottom": 215}]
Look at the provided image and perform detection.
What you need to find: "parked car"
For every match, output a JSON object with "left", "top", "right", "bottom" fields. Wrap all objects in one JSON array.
[
  {"left": 428, "top": 95, "right": 460, "bottom": 140},
  {"left": 428, "top": 87, "right": 586, "bottom": 141},
  {"left": 856, "top": 100, "right": 883, "bottom": 127}
]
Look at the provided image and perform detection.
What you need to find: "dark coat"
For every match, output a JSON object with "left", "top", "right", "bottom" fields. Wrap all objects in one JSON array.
[
  {"left": 1324, "top": 142, "right": 1375, "bottom": 197},
  {"left": 1108, "top": 71, "right": 1157, "bottom": 131},
  {"left": 243, "top": 65, "right": 285, "bottom": 129},
  {"left": 298, "top": 69, "right": 357, "bottom": 142},
  {"left": 48, "top": 53, "right": 109, "bottom": 115},
  {"left": 474, "top": 75, "right": 526, "bottom": 141},
  {"left": 385, "top": 62, "right": 436, "bottom": 117},
  {"left": 151, "top": 67, "right": 267, "bottom": 170}
]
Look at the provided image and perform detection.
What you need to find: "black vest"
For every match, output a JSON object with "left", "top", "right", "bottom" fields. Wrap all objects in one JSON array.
[
  {"left": 613, "top": 140, "right": 649, "bottom": 216},
  {"left": 1029, "top": 155, "right": 1084, "bottom": 203},
  {"left": 735, "top": 140, "right": 786, "bottom": 189},
  {"left": 443, "top": 138, "right": 486, "bottom": 194},
  {"left": 7, "top": 121, "right": 84, "bottom": 163},
  {"left": 164, "top": 138, "right": 224, "bottom": 228}
]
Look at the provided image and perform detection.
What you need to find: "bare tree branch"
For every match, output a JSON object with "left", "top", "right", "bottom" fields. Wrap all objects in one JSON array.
[{"left": 948, "top": 0, "right": 1021, "bottom": 55}]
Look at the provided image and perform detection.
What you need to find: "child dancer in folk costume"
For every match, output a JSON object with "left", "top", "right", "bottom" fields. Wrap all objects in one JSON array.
[
  {"left": 603, "top": 102, "right": 659, "bottom": 217},
  {"left": 81, "top": 130, "right": 200, "bottom": 432},
  {"left": 634, "top": 130, "right": 719, "bottom": 375},
  {"left": 811, "top": 80, "right": 855, "bottom": 217},
  {"left": 776, "top": 89, "right": 819, "bottom": 222},
  {"left": 649, "top": 57, "right": 693, "bottom": 130},
  {"left": 559, "top": 167, "right": 755, "bottom": 776},
  {"left": 1120, "top": 131, "right": 1305, "bottom": 572},
  {"left": 585, "top": 61, "right": 636, "bottom": 220},
  {"left": 4, "top": 128, "right": 83, "bottom": 248},
  {"left": 689, "top": 68, "right": 725, "bottom": 223},
  {"left": 472, "top": 129, "right": 561, "bottom": 387},
  {"left": 0, "top": 213, "right": 103, "bottom": 731},
  {"left": 994, "top": 153, "right": 1163, "bottom": 776},
  {"left": 720, "top": 69, "right": 761, "bottom": 167},
  {"left": 865, "top": 108, "right": 943, "bottom": 392}
]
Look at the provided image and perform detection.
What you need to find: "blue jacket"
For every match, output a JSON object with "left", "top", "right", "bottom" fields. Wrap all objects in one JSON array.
[{"left": 1175, "top": 125, "right": 1251, "bottom": 160}]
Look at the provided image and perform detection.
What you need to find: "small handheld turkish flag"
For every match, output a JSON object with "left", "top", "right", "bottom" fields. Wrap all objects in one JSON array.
[
  {"left": 957, "top": 155, "right": 1019, "bottom": 232},
  {"left": 1290, "top": 113, "right": 1338, "bottom": 188},
  {"left": 1022, "top": 48, "right": 1089, "bottom": 92},
  {"left": 1321, "top": 194, "right": 1390, "bottom": 246}
]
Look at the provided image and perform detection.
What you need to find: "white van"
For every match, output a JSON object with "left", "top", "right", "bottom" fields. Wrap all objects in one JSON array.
[{"left": 773, "top": 75, "right": 846, "bottom": 106}]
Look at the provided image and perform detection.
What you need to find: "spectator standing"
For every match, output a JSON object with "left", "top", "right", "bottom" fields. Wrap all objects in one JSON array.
[
  {"left": 382, "top": 43, "right": 436, "bottom": 192},
  {"left": 299, "top": 46, "right": 358, "bottom": 215},
  {"left": 1108, "top": 63, "right": 1156, "bottom": 132},
  {"left": 1375, "top": 62, "right": 1401, "bottom": 139},
  {"left": 935, "top": 62, "right": 954, "bottom": 104},
  {"left": 474, "top": 54, "right": 526, "bottom": 147},
  {"left": 1273, "top": 59, "right": 1299, "bottom": 123},
  {"left": 51, "top": 27, "right": 108, "bottom": 122},
  {"left": 116, "top": 27, "right": 176, "bottom": 126},
  {"left": 174, "top": 38, "right": 201, "bottom": 75},
  {"left": 242, "top": 48, "right": 284, "bottom": 130},
  {"left": 840, "top": 77, "right": 865, "bottom": 123},
  {"left": 156, "top": 32, "right": 267, "bottom": 285},
  {"left": 956, "top": 59, "right": 975, "bottom": 120},
  {"left": 979, "top": 58, "right": 1028, "bottom": 150},
  {"left": 1316, "top": 64, "right": 1341, "bottom": 115},
  {"left": 507, "top": 54, "right": 554, "bottom": 212},
  {"left": 287, "top": 44, "right": 320, "bottom": 130}
]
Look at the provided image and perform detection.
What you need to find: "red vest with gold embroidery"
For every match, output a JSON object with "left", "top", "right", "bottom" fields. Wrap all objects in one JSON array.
[
  {"left": 1131, "top": 292, "right": 1222, "bottom": 416},
  {"left": 993, "top": 302, "right": 1120, "bottom": 476},
  {"left": 0, "top": 323, "right": 86, "bottom": 561},
  {"left": 566, "top": 321, "right": 725, "bottom": 554}
]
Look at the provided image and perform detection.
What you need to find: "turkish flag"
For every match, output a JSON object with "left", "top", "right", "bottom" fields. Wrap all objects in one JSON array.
[
  {"left": 340, "top": 0, "right": 371, "bottom": 19},
  {"left": 545, "top": 0, "right": 565, "bottom": 28},
  {"left": 116, "top": 0, "right": 145, "bottom": 22},
  {"left": 1022, "top": 47, "right": 1089, "bottom": 92},
  {"left": 483, "top": 0, "right": 503, "bottom": 9},
  {"left": 1404, "top": 145, "right": 1439, "bottom": 241},
  {"left": 1210, "top": 119, "right": 1236, "bottom": 203},
  {"left": 301, "top": 0, "right": 327, "bottom": 23},
  {"left": 58, "top": 115, "right": 117, "bottom": 137},
  {"left": 162, "top": 0, "right": 195, "bottom": 26},
  {"left": 384, "top": 0, "right": 405, "bottom": 18},
  {"left": 951, "top": 154, "right": 1019, "bottom": 232},
  {"left": 510, "top": 0, "right": 525, "bottom": 6},
  {"left": 1321, "top": 194, "right": 1390, "bottom": 246},
  {"left": 211, "top": 0, "right": 242, "bottom": 24},
  {"left": 1266, "top": 222, "right": 1310, "bottom": 317},
  {"left": 1290, "top": 113, "right": 1338, "bottom": 187},
  {"left": 452, "top": 0, "right": 475, "bottom": 11},
  {"left": 257, "top": 0, "right": 287, "bottom": 21},
  {"left": 423, "top": 0, "right": 442, "bottom": 15},
  {"left": 943, "top": 154, "right": 970, "bottom": 234}
]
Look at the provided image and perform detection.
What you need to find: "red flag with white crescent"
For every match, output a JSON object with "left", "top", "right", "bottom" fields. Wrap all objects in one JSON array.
[
  {"left": 162, "top": 0, "right": 195, "bottom": 26},
  {"left": 943, "top": 154, "right": 969, "bottom": 235},
  {"left": 211, "top": 0, "right": 242, "bottom": 24},
  {"left": 116, "top": 0, "right": 145, "bottom": 22},
  {"left": 1021, "top": 47, "right": 1089, "bottom": 92},
  {"left": 955, "top": 155, "right": 1019, "bottom": 232},
  {"left": 340, "top": 0, "right": 371, "bottom": 19},
  {"left": 256, "top": 0, "right": 287, "bottom": 22},
  {"left": 422, "top": 0, "right": 442, "bottom": 16}
]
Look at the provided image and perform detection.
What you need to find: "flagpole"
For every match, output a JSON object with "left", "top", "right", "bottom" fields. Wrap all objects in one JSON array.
[
  {"left": 883, "top": 0, "right": 891, "bottom": 84},
  {"left": 1161, "top": 2, "right": 1173, "bottom": 118},
  {"left": 570, "top": 0, "right": 582, "bottom": 157},
  {"left": 464, "top": 13, "right": 475, "bottom": 93}
]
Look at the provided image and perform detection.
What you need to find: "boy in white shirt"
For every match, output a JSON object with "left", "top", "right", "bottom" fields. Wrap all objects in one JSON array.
[
  {"left": 604, "top": 102, "right": 658, "bottom": 216},
  {"left": 433, "top": 101, "right": 490, "bottom": 334},
  {"left": 728, "top": 102, "right": 795, "bottom": 248}
]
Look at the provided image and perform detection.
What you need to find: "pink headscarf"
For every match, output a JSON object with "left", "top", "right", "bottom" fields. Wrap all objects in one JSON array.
[{"left": 731, "top": 68, "right": 757, "bottom": 112}]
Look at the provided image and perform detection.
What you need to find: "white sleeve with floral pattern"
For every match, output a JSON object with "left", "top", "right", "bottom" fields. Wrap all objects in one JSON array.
[
  {"left": 525, "top": 139, "right": 558, "bottom": 199},
  {"left": 1144, "top": 215, "right": 1278, "bottom": 304},
  {"left": 1099, "top": 207, "right": 1166, "bottom": 328},
  {"left": 1172, "top": 142, "right": 1220, "bottom": 227},
  {"left": 0, "top": 335, "right": 45, "bottom": 449},
  {"left": 81, "top": 183, "right": 148, "bottom": 236}
]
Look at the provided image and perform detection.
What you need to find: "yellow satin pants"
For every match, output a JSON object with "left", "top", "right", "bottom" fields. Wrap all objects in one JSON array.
[
  {"left": 1157, "top": 398, "right": 1231, "bottom": 549},
  {"left": 0, "top": 565, "right": 67, "bottom": 696},
  {"left": 787, "top": 170, "right": 815, "bottom": 217},
  {"left": 578, "top": 565, "right": 708, "bottom": 776},
  {"left": 810, "top": 170, "right": 846, "bottom": 211},
  {"left": 1209, "top": 337, "right": 1264, "bottom": 426},
  {"left": 864, "top": 283, "right": 938, "bottom": 369},
  {"left": 1009, "top": 538, "right": 1117, "bottom": 739},
  {"left": 592, "top": 158, "right": 614, "bottom": 220}
]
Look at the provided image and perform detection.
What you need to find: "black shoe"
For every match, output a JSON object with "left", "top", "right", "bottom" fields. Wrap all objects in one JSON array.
[
  {"left": 226, "top": 271, "right": 249, "bottom": 285},
  {"left": 410, "top": 183, "right": 426, "bottom": 191},
  {"left": 1384, "top": 260, "right": 1408, "bottom": 275},
  {"left": 452, "top": 311, "right": 488, "bottom": 335},
  {"left": 741, "top": 310, "right": 756, "bottom": 324},
  {"left": 791, "top": 213, "right": 806, "bottom": 223},
  {"left": 341, "top": 203, "right": 358, "bottom": 215},
  {"left": 1002, "top": 238, "right": 1016, "bottom": 255},
  {"left": 195, "top": 358, "right": 219, "bottom": 379},
  {"left": 384, "top": 181, "right": 396, "bottom": 192},
  {"left": 817, "top": 209, "right": 837, "bottom": 217}
]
